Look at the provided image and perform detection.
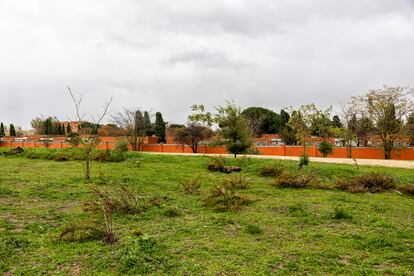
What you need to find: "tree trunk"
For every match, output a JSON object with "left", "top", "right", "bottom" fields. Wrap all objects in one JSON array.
[
  {"left": 85, "top": 158, "right": 91, "bottom": 181},
  {"left": 384, "top": 142, "right": 392, "bottom": 160}
]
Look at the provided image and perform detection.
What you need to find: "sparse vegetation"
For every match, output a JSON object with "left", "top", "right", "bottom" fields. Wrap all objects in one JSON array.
[
  {"left": 336, "top": 172, "right": 397, "bottom": 193},
  {"left": 205, "top": 182, "right": 252, "bottom": 211},
  {"left": 181, "top": 176, "right": 202, "bottom": 194},
  {"left": 1, "top": 152, "right": 414, "bottom": 274},
  {"left": 274, "top": 169, "right": 317, "bottom": 188},
  {"left": 259, "top": 162, "right": 287, "bottom": 177}
]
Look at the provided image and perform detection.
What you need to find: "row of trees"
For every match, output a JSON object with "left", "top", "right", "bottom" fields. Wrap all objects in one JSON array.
[
  {"left": 31, "top": 117, "right": 72, "bottom": 135},
  {"left": 172, "top": 86, "right": 414, "bottom": 159},
  {"left": 0, "top": 123, "right": 16, "bottom": 137},
  {"left": 111, "top": 109, "right": 166, "bottom": 150},
  {"left": 173, "top": 102, "right": 253, "bottom": 157}
]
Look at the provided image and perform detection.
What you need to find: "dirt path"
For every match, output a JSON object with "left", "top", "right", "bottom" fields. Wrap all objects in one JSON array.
[{"left": 143, "top": 152, "right": 414, "bottom": 169}]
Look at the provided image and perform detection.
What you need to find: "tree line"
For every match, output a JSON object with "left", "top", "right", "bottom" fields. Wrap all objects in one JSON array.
[{"left": 172, "top": 86, "right": 414, "bottom": 159}]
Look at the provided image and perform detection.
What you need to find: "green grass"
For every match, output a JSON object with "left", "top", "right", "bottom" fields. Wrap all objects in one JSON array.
[{"left": 0, "top": 150, "right": 413, "bottom": 274}]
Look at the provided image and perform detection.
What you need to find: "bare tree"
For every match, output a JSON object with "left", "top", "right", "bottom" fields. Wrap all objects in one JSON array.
[
  {"left": 174, "top": 123, "right": 213, "bottom": 153},
  {"left": 67, "top": 87, "right": 113, "bottom": 181},
  {"left": 111, "top": 108, "right": 150, "bottom": 151}
]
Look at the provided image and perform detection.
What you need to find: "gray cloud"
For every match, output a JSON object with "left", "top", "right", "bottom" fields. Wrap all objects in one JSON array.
[{"left": 0, "top": 0, "right": 414, "bottom": 128}]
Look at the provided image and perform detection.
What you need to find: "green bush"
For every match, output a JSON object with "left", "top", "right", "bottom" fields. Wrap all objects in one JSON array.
[
  {"left": 245, "top": 224, "right": 263, "bottom": 235},
  {"left": 298, "top": 153, "right": 310, "bottom": 169},
  {"left": 181, "top": 176, "right": 202, "bottom": 194},
  {"left": 332, "top": 207, "right": 352, "bottom": 220},
  {"left": 318, "top": 141, "right": 333, "bottom": 157},
  {"left": 259, "top": 162, "right": 287, "bottom": 177}
]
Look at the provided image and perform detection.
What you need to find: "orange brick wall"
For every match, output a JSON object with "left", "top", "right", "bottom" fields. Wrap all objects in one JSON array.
[{"left": 3, "top": 139, "right": 414, "bottom": 160}]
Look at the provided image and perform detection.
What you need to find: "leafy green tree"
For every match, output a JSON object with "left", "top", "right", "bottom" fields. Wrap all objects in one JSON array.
[
  {"left": 289, "top": 104, "right": 332, "bottom": 152},
  {"left": 279, "top": 109, "right": 290, "bottom": 131},
  {"left": 188, "top": 104, "right": 214, "bottom": 127},
  {"left": 405, "top": 113, "right": 414, "bottom": 146},
  {"left": 154, "top": 112, "right": 166, "bottom": 143},
  {"left": 31, "top": 117, "right": 45, "bottom": 135},
  {"left": 242, "top": 107, "right": 280, "bottom": 137},
  {"left": 351, "top": 86, "right": 414, "bottom": 159},
  {"left": 332, "top": 115, "right": 343, "bottom": 128},
  {"left": 9, "top": 124, "right": 16, "bottom": 137},
  {"left": 67, "top": 131, "right": 81, "bottom": 147},
  {"left": 0, "top": 123, "right": 5, "bottom": 137},
  {"left": 215, "top": 101, "right": 253, "bottom": 158},
  {"left": 280, "top": 125, "right": 297, "bottom": 145},
  {"left": 319, "top": 141, "right": 333, "bottom": 157},
  {"left": 43, "top": 117, "right": 53, "bottom": 135},
  {"left": 144, "top": 111, "right": 154, "bottom": 136}
]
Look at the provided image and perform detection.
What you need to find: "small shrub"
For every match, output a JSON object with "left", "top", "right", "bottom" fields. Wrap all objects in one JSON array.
[
  {"left": 126, "top": 158, "right": 141, "bottom": 168},
  {"left": 275, "top": 169, "right": 317, "bottom": 189},
  {"left": 226, "top": 173, "right": 249, "bottom": 189},
  {"left": 205, "top": 183, "right": 251, "bottom": 212},
  {"left": 332, "top": 207, "right": 352, "bottom": 220},
  {"left": 26, "top": 151, "right": 41, "bottom": 159},
  {"left": 336, "top": 172, "right": 396, "bottom": 193},
  {"left": 181, "top": 176, "right": 202, "bottom": 194},
  {"left": 318, "top": 141, "right": 333, "bottom": 157},
  {"left": 245, "top": 224, "right": 263, "bottom": 235},
  {"left": 148, "top": 195, "right": 167, "bottom": 207},
  {"left": 163, "top": 207, "right": 182, "bottom": 218},
  {"left": 115, "top": 140, "right": 129, "bottom": 160},
  {"left": 53, "top": 151, "right": 69, "bottom": 162},
  {"left": 85, "top": 185, "right": 143, "bottom": 215},
  {"left": 259, "top": 162, "right": 287, "bottom": 177},
  {"left": 59, "top": 219, "right": 106, "bottom": 242},
  {"left": 94, "top": 150, "right": 124, "bottom": 163},
  {"left": 207, "top": 157, "right": 226, "bottom": 170},
  {"left": 398, "top": 185, "right": 414, "bottom": 195}
]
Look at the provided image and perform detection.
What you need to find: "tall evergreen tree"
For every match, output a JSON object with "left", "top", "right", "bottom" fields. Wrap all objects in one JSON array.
[
  {"left": 9, "top": 124, "right": 16, "bottom": 137},
  {"left": 43, "top": 117, "right": 53, "bottom": 135},
  {"left": 279, "top": 109, "right": 290, "bottom": 132},
  {"left": 332, "top": 115, "right": 343, "bottom": 128},
  {"left": 154, "top": 112, "right": 166, "bottom": 143},
  {"left": 143, "top": 111, "right": 153, "bottom": 136},
  {"left": 67, "top": 124, "right": 72, "bottom": 134},
  {"left": 0, "top": 123, "right": 5, "bottom": 137}
]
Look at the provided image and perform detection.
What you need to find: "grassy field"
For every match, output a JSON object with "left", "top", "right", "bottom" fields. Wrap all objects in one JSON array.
[{"left": 0, "top": 150, "right": 414, "bottom": 275}]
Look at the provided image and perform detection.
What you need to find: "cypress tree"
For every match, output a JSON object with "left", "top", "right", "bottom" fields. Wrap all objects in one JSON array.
[
  {"left": 0, "top": 123, "right": 5, "bottom": 137},
  {"left": 144, "top": 111, "right": 152, "bottom": 136},
  {"left": 9, "top": 124, "right": 16, "bottom": 137},
  {"left": 154, "top": 112, "right": 166, "bottom": 143},
  {"left": 67, "top": 124, "right": 72, "bottom": 134}
]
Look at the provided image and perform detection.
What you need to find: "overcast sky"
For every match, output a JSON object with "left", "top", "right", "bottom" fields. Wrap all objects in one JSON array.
[{"left": 1, "top": 0, "right": 414, "bottom": 129}]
